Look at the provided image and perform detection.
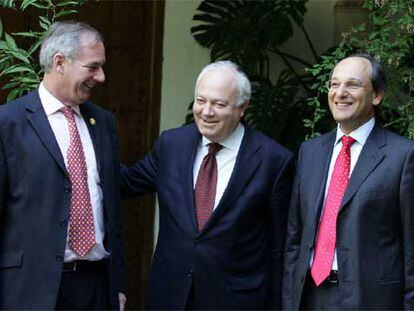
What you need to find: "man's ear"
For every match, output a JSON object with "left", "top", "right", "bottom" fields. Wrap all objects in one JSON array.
[
  {"left": 53, "top": 53, "right": 66, "bottom": 74},
  {"left": 373, "top": 90, "right": 384, "bottom": 106},
  {"left": 239, "top": 101, "right": 249, "bottom": 117}
]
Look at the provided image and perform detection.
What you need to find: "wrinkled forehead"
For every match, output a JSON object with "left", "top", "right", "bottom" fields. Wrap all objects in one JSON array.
[{"left": 331, "top": 57, "right": 372, "bottom": 82}]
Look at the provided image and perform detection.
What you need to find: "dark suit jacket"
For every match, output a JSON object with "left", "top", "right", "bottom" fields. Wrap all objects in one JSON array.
[
  {"left": 283, "top": 124, "right": 414, "bottom": 309},
  {"left": 0, "top": 90, "right": 124, "bottom": 309},
  {"left": 121, "top": 123, "right": 294, "bottom": 309}
]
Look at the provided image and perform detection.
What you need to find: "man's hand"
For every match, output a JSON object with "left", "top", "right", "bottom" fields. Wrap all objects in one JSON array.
[{"left": 119, "top": 292, "right": 127, "bottom": 311}]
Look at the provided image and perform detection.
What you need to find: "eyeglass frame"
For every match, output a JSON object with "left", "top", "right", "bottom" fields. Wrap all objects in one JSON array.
[{"left": 325, "top": 78, "right": 367, "bottom": 92}]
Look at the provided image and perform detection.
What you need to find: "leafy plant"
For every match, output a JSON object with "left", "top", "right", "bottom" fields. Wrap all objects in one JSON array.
[
  {"left": 307, "top": 0, "right": 414, "bottom": 139},
  {"left": 0, "top": 0, "right": 86, "bottom": 102},
  {"left": 189, "top": 0, "right": 330, "bottom": 149}
]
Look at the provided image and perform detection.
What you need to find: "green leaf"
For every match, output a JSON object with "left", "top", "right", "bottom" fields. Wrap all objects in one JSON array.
[
  {"left": 1, "top": 81, "right": 18, "bottom": 90},
  {"left": 14, "top": 76, "right": 40, "bottom": 84},
  {"left": 55, "top": 9, "right": 78, "bottom": 19},
  {"left": 56, "top": 0, "right": 79, "bottom": 6},
  {"left": 4, "top": 33, "right": 17, "bottom": 51},
  {"left": 23, "top": 2, "right": 50, "bottom": 10},
  {"left": 1, "top": 64, "right": 32, "bottom": 75},
  {"left": 0, "top": 40, "right": 8, "bottom": 49},
  {"left": 0, "top": 17, "right": 3, "bottom": 38},
  {"left": 12, "top": 31, "right": 39, "bottom": 38},
  {"left": 38, "top": 16, "right": 51, "bottom": 27},
  {"left": 21, "top": 0, "right": 38, "bottom": 11},
  {"left": 6, "top": 88, "right": 20, "bottom": 102},
  {"left": 39, "top": 20, "right": 50, "bottom": 31},
  {"left": 20, "top": 0, "right": 45, "bottom": 11},
  {"left": 0, "top": 55, "right": 12, "bottom": 64},
  {"left": 9, "top": 50, "right": 30, "bottom": 63},
  {"left": 28, "top": 39, "right": 42, "bottom": 56},
  {"left": 0, "top": 0, "right": 15, "bottom": 8}
]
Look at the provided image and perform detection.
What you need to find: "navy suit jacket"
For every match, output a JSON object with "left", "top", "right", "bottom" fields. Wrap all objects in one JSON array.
[
  {"left": 283, "top": 125, "right": 414, "bottom": 309},
  {"left": 0, "top": 90, "right": 124, "bottom": 309},
  {"left": 122, "top": 123, "right": 294, "bottom": 309}
]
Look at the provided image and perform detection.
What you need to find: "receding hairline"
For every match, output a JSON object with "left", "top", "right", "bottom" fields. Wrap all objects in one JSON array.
[{"left": 332, "top": 56, "right": 373, "bottom": 79}]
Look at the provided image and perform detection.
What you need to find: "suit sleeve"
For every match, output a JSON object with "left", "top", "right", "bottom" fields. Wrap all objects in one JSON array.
[
  {"left": 120, "top": 134, "right": 161, "bottom": 199},
  {"left": 108, "top": 113, "right": 126, "bottom": 295},
  {"left": 400, "top": 145, "right": 414, "bottom": 309},
  {"left": 282, "top": 145, "right": 303, "bottom": 310},
  {"left": 0, "top": 130, "right": 6, "bottom": 216},
  {"left": 267, "top": 152, "right": 295, "bottom": 309}
]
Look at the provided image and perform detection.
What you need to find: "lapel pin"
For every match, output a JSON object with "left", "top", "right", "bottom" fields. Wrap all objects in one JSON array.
[{"left": 89, "top": 118, "right": 96, "bottom": 126}]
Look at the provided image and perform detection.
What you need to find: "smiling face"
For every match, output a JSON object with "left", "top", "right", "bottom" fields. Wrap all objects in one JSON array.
[
  {"left": 328, "top": 57, "right": 383, "bottom": 133},
  {"left": 59, "top": 33, "right": 106, "bottom": 106},
  {"left": 193, "top": 68, "right": 247, "bottom": 142}
]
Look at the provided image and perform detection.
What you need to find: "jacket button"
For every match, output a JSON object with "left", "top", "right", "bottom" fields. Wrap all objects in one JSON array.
[
  {"left": 187, "top": 270, "right": 193, "bottom": 278},
  {"left": 56, "top": 254, "right": 63, "bottom": 262},
  {"left": 64, "top": 186, "right": 71, "bottom": 193},
  {"left": 59, "top": 220, "right": 67, "bottom": 228}
]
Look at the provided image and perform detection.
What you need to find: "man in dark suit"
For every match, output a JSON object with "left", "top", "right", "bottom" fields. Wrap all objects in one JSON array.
[
  {"left": 0, "top": 21, "right": 125, "bottom": 309},
  {"left": 122, "top": 61, "right": 294, "bottom": 309},
  {"left": 283, "top": 54, "right": 414, "bottom": 309}
]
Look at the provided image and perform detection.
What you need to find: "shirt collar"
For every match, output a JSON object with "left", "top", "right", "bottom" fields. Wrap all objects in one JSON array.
[
  {"left": 201, "top": 123, "right": 245, "bottom": 151},
  {"left": 38, "top": 82, "right": 81, "bottom": 117},
  {"left": 335, "top": 117, "right": 375, "bottom": 146}
]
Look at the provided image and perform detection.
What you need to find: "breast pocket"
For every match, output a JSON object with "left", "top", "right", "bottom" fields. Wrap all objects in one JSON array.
[{"left": 0, "top": 250, "right": 23, "bottom": 269}]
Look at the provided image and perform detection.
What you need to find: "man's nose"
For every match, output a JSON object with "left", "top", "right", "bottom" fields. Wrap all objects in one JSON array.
[
  {"left": 334, "top": 84, "right": 349, "bottom": 97},
  {"left": 95, "top": 67, "right": 105, "bottom": 83},
  {"left": 202, "top": 103, "right": 214, "bottom": 115}
]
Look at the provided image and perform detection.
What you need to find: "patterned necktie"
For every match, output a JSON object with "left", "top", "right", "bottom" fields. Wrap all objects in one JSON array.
[
  {"left": 194, "top": 143, "right": 222, "bottom": 230},
  {"left": 61, "top": 107, "right": 96, "bottom": 257},
  {"left": 311, "top": 135, "right": 356, "bottom": 286}
]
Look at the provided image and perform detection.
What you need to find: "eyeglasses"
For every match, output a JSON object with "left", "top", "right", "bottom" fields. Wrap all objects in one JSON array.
[{"left": 326, "top": 79, "right": 365, "bottom": 92}]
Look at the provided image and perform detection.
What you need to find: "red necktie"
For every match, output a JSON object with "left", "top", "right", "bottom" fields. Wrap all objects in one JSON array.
[
  {"left": 311, "top": 135, "right": 356, "bottom": 286},
  {"left": 194, "top": 143, "right": 222, "bottom": 230},
  {"left": 61, "top": 107, "right": 96, "bottom": 257}
]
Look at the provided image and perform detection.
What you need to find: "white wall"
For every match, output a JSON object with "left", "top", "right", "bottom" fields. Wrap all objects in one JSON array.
[{"left": 160, "top": 0, "right": 209, "bottom": 132}]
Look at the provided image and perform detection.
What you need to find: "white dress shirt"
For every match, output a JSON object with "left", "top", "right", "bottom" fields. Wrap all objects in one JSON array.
[
  {"left": 193, "top": 123, "right": 245, "bottom": 210},
  {"left": 311, "top": 117, "right": 375, "bottom": 270},
  {"left": 38, "top": 83, "right": 108, "bottom": 261}
]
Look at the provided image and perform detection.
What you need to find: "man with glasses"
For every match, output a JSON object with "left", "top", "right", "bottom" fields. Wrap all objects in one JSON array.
[
  {"left": 0, "top": 21, "right": 125, "bottom": 309},
  {"left": 283, "top": 54, "right": 414, "bottom": 309}
]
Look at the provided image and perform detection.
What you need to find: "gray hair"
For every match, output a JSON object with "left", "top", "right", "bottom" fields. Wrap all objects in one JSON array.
[
  {"left": 195, "top": 60, "right": 251, "bottom": 107},
  {"left": 39, "top": 21, "right": 103, "bottom": 73}
]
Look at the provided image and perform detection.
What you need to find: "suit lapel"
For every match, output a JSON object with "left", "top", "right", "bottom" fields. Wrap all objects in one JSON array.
[
  {"left": 199, "top": 126, "right": 261, "bottom": 233},
  {"left": 340, "top": 125, "right": 386, "bottom": 209},
  {"left": 310, "top": 131, "right": 336, "bottom": 221},
  {"left": 79, "top": 103, "right": 103, "bottom": 176},
  {"left": 26, "top": 91, "right": 67, "bottom": 175},
  {"left": 180, "top": 124, "right": 201, "bottom": 232}
]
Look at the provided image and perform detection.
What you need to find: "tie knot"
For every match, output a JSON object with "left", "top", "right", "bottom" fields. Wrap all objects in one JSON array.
[
  {"left": 208, "top": 143, "right": 222, "bottom": 155},
  {"left": 60, "top": 106, "right": 75, "bottom": 119},
  {"left": 341, "top": 135, "right": 356, "bottom": 149}
]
